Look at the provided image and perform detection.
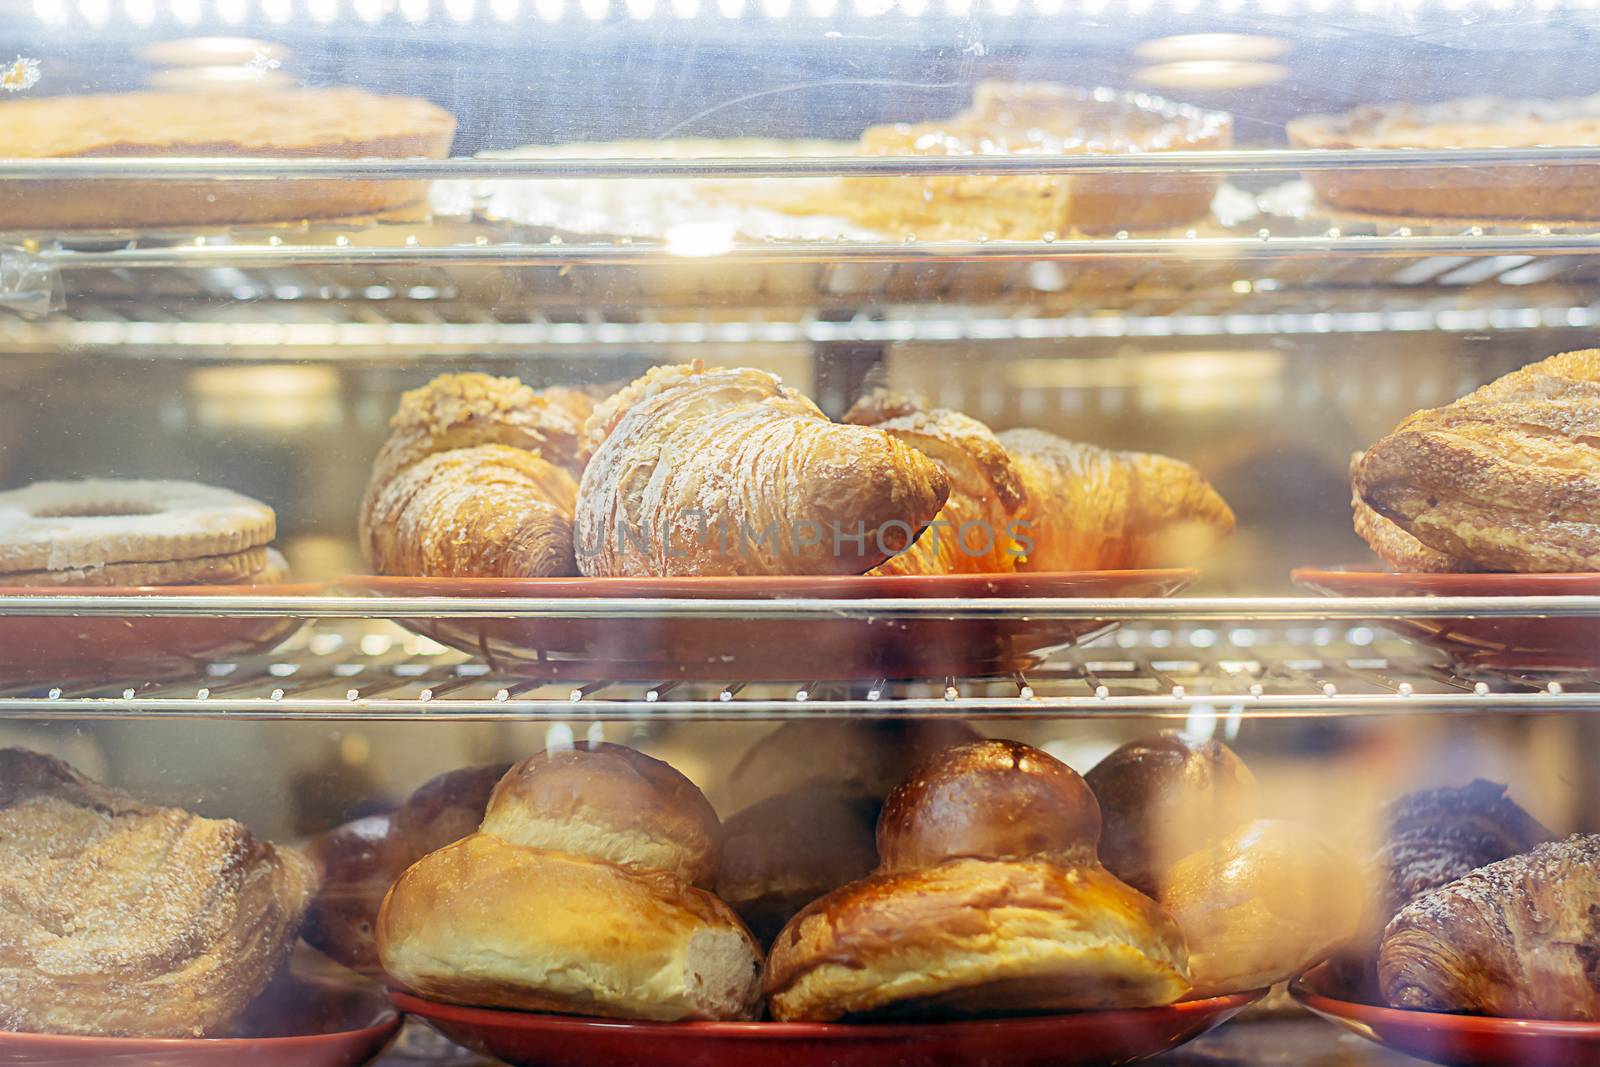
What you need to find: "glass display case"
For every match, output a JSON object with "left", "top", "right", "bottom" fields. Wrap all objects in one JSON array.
[{"left": 3, "top": 3, "right": 1600, "bottom": 1065}]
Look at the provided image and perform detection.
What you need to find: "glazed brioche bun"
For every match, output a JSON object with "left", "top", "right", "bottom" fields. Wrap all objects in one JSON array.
[
  {"left": 1159, "top": 818, "right": 1363, "bottom": 997},
  {"left": 763, "top": 740, "right": 1191, "bottom": 1021},
  {"left": 717, "top": 789, "right": 880, "bottom": 945},
  {"left": 303, "top": 761, "right": 512, "bottom": 975},
  {"left": 728, "top": 720, "right": 982, "bottom": 810},
  {"left": 878, "top": 739, "right": 1100, "bottom": 872},
  {"left": 483, "top": 742, "right": 720, "bottom": 888},
  {"left": 1085, "top": 731, "right": 1257, "bottom": 896},
  {"left": 378, "top": 834, "right": 762, "bottom": 1021}
]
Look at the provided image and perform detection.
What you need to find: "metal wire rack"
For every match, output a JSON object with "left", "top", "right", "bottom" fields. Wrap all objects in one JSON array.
[{"left": 1, "top": 618, "right": 1595, "bottom": 722}]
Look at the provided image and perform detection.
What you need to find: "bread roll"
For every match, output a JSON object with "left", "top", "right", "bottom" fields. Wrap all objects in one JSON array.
[
  {"left": 378, "top": 743, "right": 762, "bottom": 1021},
  {"left": 303, "top": 814, "right": 394, "bottom": 976},
  {"left": 380, "top": 834, "right": 760, "bottom": 1021},
  {"left": 1352, "top": 349, "right": 1600, "bottom": 572},
  {"left": 304, "top": 762, "right": 510, "bottom": 975},
  {"left": 483, "top": 742, "right": 720, "bottom": 888},
  {"left": 877, "top": 739, "right": 1100, "bottom": 872},
  {"left": 727, "top": 719, "right": 982, "bottom": 811},
  {"left": 998, "top": 428, "right": 1235, "bottom": 571},
  {"left": 716, "top": 790, "right": 880, "bottom": 946},
  {"left": 360, "top": 373, "right": 585, "bottom": 578},
  {"left": 575, "top": 362, "right": 950, "bottom": 576},
  {"left": 763, "top": 740, "right": 1190, "bottom": 1021},
  {"left": 0, "top": 748, "right": 317, "bottom": 1037},
  {"left": 1159, "top": 819, "right": 1363, "bottom": 997},
  {"left": 1085, "top": 731, "right": 1257, "bottom": 896},
  {"left": 1380, "top": 834, "right": 1600, "bottom": 1019}
]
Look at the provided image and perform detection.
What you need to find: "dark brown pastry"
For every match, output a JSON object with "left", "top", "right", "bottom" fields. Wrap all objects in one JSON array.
[
  {"left": 1333, "top": 779, "right": 1552, "bottom": 994},
  {"left": 0, "top": 748, "right": 318, "bottom": 1037},
  {"left": 1380, "top": 834, "right": 1600, "bottom": 1019},
  {"left": 303, "top": 761, "right": 511, "bottom": 975},
  {"left": 716, "top": 790, "right": 880, "bottom": 946},
  {"left": 726, "top": 719, "right": 982, "bottom": 811},
  {"left": 718, "top": 719, "right": 982, "bottom": 942},
  {"left": 1085, "top": 731, "right": 1257, "bottom": 896}
]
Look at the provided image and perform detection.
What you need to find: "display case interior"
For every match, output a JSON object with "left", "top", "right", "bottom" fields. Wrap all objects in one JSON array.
[{"left": 5, "top": 3, "right": 1600, "bottom": 1065}]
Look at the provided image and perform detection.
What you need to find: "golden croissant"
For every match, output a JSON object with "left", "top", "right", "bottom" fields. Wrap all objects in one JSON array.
[
  {"left": 1353, "top": 349, "right": 1600, "bottom": 572},
  {"left": 360, "top": 372, "right": 586, "bottom": 578},
  {"left": 575, "top": 363, "right": 949, "bottom": 577},
  {"left": 1379, "top": 834, "right": 1600, "bottom": 1020},
  {"left": 845, "top": 394, "right": 1029, "bottom": 576},
  {"left": 999, "top": 428, "right": 1235, "bottom": 571}
]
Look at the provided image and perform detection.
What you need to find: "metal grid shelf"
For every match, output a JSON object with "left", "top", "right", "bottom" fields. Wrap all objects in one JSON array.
[
  {"left": 1, "top": 620, "right": 1595, "bottom": 722},
  {"left": 1, "top": 592, "right": 1598, "bottom": 619}
]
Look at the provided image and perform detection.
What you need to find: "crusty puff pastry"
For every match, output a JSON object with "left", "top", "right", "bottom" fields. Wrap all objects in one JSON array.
[
  {"left": 1352, "top": 349, "right": 1600, "bottom": 572},
  {"left": 0, "top": 748, "right": 317, "bottom": 1037}
]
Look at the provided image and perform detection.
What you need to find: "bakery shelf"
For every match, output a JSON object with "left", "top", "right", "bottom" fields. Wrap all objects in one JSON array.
[
  {"left": 3, "top": 146, "right": 1600, "bottom": 179},
  {"left": 0, "top": 617, "right": 1595, "bottom": 722},
  {"left": 26, "top": 231, "right": 1600, "bottom": 270},
  {"left": 1, "top": 591, "right": 1598, "bottom": 619}
]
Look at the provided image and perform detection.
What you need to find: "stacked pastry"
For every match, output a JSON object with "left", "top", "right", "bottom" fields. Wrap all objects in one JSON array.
[
  {"left": 0, "top": 478, "right": 289, "bottom": 586},
  {"left": 360, "top": 364, "right": 1233, "bottom": 579},
  {"left": 0, "top": 748, "right": 317, "bottom": 1037},
  {"left": 1351, "top": 349, "right": 1600, "bottom": 572},
  {"left": 377, "top": 743, "right": 763, "bottom": 1021},
  {"left": 763, "top": 739, "right": 1193, "bottom": 1020}
]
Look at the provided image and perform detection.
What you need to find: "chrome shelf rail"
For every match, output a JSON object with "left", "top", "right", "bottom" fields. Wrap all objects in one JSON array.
[
  {"left": 0, "top": 593, "right": 1598, "bottom": 619},
  {"left": 0, "top": 625, "right": 1590, "bottom": 722},
  {"left": 2, "top": 146, "right": 1600, "bottom": 180},
  {"left": 31, "top": 232, "right": 1600, "bottom": 270}
]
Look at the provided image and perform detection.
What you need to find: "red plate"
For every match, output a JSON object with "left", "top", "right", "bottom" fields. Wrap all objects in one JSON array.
[
  {"left": 1292, "top": 962, "right": 1600, "bottom": 1067},
  {"left": 1292, "top": 566, "right": 1600, "bottom": 675},
  {"left": 0, "top": 582, "right": 322, "bottom": 685},
  {"left": 339, "top": 570, "right": 1196, "bottom": 681},
  {"left": 0, "top": 977, "right": 400, "bottom": 1067},
  {"left": 391, "top": 988, "right": 1263, "bottom": 1067}
]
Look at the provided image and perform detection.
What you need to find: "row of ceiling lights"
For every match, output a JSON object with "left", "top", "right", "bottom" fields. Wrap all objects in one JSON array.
[{"left": 30, "top": 0, "right": 1599, "bottom": 25}]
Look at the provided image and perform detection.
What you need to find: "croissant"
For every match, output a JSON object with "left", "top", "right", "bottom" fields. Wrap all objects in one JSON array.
[
  {"left": 1353, "top": 349, "right": 1600, "bottom": 572},
  {"left": 997, "top": 428, "right": 1235, "bottom": 571},
  {"left": 1332, "top": 779, "right": 1551, "bottom": 994},
  {"left": 845, "top": 394, "right": 1029, "bottom": 575},
  {"left": 575, "top": 363, "right": 949, "bottom": 577},
  {"left": 360, "top": 373, "right": 584, "bottom": 578},
  {"left": 1379, "top": 834, "right": 1600, "bottom": 1019}
]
